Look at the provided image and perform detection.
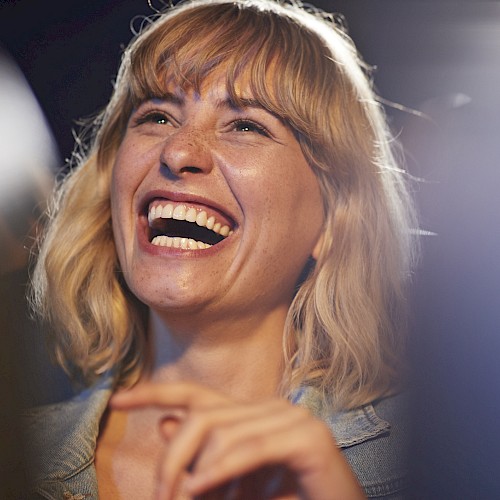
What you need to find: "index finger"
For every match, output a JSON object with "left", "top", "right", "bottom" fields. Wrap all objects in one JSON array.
[{"left": 110, "top": 381, "right": 231, "bottom": 411}]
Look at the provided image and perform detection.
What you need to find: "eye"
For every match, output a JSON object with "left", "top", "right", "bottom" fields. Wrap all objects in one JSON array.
[
  {"left": 132, "top": 110, "right": 173, "bottom": 127},
  {"left": 232, "top": 119, "right": 270, "bottom": 137}
]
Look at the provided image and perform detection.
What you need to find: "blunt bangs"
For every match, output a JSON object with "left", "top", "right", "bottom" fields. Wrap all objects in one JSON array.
[{"left": 126, "top": 1, "right": 336, "bottom": 143}]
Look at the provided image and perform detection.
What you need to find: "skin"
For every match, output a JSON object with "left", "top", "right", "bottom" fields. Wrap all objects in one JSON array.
[
  {"left": 110, "top": 71, "right": 325, "bottom": 325},
  {"left": 111, "top": 382, "right": 366, "bottom": 500},
  {"left": 100, "top": 71, "right": 366, "bottom": 499}
]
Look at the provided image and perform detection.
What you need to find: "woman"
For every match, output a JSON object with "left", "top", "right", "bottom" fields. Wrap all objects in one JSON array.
[{"left": 28, "top": 0, "right": 417, "bottom": 498}]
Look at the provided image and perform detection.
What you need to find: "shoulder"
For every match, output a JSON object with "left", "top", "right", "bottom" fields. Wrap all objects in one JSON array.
[
  {"left": 22, "top": 375, "right": 113, "bottom": 499},
  {"left": 23, "top": 375, "right": 113, "bottom": 459},
  {"left": 293, "top": 388, "right": 410, "bottom": 499}
]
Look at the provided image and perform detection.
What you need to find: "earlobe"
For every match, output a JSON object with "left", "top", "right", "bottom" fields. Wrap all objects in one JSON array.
[{"left": 311, "top": 231, "right": 325, "bottom": 260}]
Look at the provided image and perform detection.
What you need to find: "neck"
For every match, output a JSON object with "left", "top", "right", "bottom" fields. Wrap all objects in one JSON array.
[{"left": 144, "top": 308, "right": 288, "bottom": 402}]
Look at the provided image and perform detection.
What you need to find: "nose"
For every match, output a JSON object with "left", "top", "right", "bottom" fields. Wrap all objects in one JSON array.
[{"left": 159, "top": 127, "right": 213, "bottom": 177}]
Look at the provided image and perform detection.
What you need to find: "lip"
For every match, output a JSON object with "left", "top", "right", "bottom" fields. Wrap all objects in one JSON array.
[
  {"left": 139, "top": 190, "right": 237, "bottom": 227},
  {"left": 136, "top": 190, "right": 237, "bottom": 256},
  {"left": 137, "top": 223, "right": 233, "bottom": 257}
]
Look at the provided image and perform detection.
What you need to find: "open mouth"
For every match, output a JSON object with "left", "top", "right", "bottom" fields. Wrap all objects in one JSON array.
[{"left": 148, "top": 201, "right": 234, "bottom": 250}]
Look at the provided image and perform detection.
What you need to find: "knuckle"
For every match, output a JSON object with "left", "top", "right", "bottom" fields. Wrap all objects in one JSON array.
[
  {"left": 207, "top": 426, "right": 226, "bottom": 449},
  {"left": 266, "top": 398, "right": 294, "bottom": 414},
  {"left": 183, "top": 412, "right": 206, "bottom": 432},
  {"left": 291, "top": 405, "right": 312, "bottom": 420},
  {"left": 309, "top": 419, "right": 335, "bottom": 447},
  {"left": 202, "top": 427, "right": 234, "bottom": 461}
]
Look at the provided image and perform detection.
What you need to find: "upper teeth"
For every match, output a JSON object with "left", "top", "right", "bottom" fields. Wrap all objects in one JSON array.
[{"left": 148, "top": 202, "right": 233, "bottom": 249}]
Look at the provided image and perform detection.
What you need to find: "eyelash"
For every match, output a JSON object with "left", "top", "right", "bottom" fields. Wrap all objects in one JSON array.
[
  {"left": 131, "top": 110, "right": 271, "bottom": 138},
  {"left": 231, "top": 119, "right": 270, "bottom": 137},
  {"left": 132, "top": 110, "right": 172, "bottom": 127}
]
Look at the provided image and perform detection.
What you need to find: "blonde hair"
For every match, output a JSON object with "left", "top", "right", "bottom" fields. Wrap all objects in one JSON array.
[{"left": 31, "top": 0, "right": 417, "bottom": 409}]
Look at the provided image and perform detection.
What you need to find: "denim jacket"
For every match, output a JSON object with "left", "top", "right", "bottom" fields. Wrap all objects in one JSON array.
[{"left": 22, "top": 376, "right": 408, "bottom": 499}]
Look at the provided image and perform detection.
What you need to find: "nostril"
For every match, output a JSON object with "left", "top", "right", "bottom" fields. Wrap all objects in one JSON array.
[
  {"left": 180, "top": 166, "right": 203, "bottom": 174},
  {"left": 159, "top": 162, "right": 203, "bottom": 179}
]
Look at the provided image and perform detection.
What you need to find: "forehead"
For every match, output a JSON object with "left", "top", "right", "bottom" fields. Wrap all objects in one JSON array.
[
  {"left": 157, "top": 65, "right": 276, "bottom": 108},
  {"left": 127, "top": 10, "right": 303, "bottom": 111},
  {"left": 129, "top": 59, "right": 286, "bottom": 132},
  {"left": 124, "top": 3, "right": 333, "bottom": 140}
]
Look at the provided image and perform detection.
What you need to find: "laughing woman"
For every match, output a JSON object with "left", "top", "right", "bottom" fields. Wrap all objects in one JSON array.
[{"left": 28, "top": 0, "right": 417, "bottom": 498}]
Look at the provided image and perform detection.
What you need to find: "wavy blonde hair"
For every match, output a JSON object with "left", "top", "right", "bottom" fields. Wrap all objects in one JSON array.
[{"left": 31, "top": 0, "right": 417, "bottom": 409}]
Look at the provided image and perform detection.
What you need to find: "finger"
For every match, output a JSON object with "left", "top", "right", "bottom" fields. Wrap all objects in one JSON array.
[
  {"left": 194, "top": 401, "right": 313, "bottom": 473},
  {"left": 186, "top": 417, "right": 365, "bottom": 500},
  {"left": 193, "top": 402, "right": 307, "bottom": 474},
  {"left": 159, "top": 415, "right": 182, "bottom": 440},
  {"left": 156, "top": 401, "right": 288, "bottom": 499},
  {"left": 110, "top": 381, "right": 230, "bottom": 410}
]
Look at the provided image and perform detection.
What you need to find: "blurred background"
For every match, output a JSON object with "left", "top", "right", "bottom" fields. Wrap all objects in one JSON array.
[{"left": 1, "top": 0, "right": 499, "bottom": 497}]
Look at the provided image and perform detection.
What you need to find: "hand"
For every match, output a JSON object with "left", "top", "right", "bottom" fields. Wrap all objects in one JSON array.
[{"left": 110, "top": 382, "right": 366, "bottom": 500}]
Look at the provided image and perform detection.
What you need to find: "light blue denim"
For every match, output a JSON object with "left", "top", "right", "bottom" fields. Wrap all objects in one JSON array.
[{"left": 23, "top": 375, "right": 408, "bottom": 499}]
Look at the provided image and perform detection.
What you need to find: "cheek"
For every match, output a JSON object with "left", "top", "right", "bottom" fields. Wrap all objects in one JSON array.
[
  {"left": 110, "top": 163, "right": 127, "bottom": 231},
  {"left": 109, "top": 150, "right": 140, "bottom": 256},
  {"left": 109, "top": 177, "right": 126, "bottom": 269},
  {"left": 111, "top": 143, "right": 138, "bottom": 192},
  {"left": 237, "top": 167, "right": 324, "bottom": 260},
  {"left": 110, "top": 140, "right": 149, "bottom": 216},
  {"left": 264, "top": 162, "right": 323, "bottom": 222},
  {"left": 272, "top": 168, "right": 324, "bottom": 260},
  {"left": 111, "top": 135, "right": 158, "bottom": 189},
  {"left": 225, "top": 149, "right": 323, "bottom": 229}
]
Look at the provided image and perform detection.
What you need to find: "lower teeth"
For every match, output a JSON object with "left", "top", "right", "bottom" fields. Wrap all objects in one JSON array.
[{"left": 151, "top": 235, "right": 212, "bottom": 249}]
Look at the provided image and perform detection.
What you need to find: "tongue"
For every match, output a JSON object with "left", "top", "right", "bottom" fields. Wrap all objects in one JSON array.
[{"left": 151, "top": 218, "right": 224, "bottom": 245}]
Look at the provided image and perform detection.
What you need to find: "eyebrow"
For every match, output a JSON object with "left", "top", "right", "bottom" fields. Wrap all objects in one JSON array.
[
  {"left": 150, "top": 92, "right": 184, "bottom": 106},
  {"left": 219, "top": 97, "right": 287, "bottom": 126},
  {"left": 147, "top": 93, "right": 281, "bottom": 121},
  {"left": 228, "top": 99, "right": 290, "bottom": 125},
  {"left": 152, "top": 93, "right": 267, "bottom": 111},
  {"left": 219, "top": 97, "right": 267, "bottom": 111}
]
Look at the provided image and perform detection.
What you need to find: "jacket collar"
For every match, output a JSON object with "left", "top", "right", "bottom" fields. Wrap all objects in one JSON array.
[
  {"left": 24, "top": 378, "right": 390, "bottom": 497},
  {"left": 291, "top": 386, "right": 391, "bottom": 448},
  {"left": 23, "top": 375, "right": 113, "bottom": 497}
]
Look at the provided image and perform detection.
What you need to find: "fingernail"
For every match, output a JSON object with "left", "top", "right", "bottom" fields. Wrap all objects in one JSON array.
[
  {"left": 155, "top": 481, "right": 169, "bottom": 500},
  {"left": 179, "top": 477, "right": 194, "bottom": 499},
  {"left": 109, "top": 391, "right": 127, "bottom": 400},
  {"left": 109, "top": 390, "right": 132, "bottom": 405},
  {"left": 183, "top": 474, "right": 205, "bottom": 494}
]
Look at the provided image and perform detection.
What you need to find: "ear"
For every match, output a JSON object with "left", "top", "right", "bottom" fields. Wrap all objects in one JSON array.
[{"left": 311, "top": 231, "right": 325, "bottom": 261}]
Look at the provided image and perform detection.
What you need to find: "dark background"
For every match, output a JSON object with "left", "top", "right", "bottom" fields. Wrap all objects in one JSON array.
[{"left": 1, "top": 1, "right": 500, "bottom": 497}]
